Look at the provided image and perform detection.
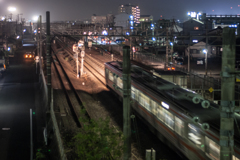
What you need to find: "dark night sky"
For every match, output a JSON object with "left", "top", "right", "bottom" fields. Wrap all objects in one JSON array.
[{"left": 1, "top": 0, "right": 240, "bottom": 22}]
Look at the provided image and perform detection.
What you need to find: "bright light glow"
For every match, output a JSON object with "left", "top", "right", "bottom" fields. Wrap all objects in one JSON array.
[
  {"left": 34, "top": 30, "right": 37, "bottom": 33},
  {"left": 188, "top": 133, "right": 201, "bottom": 145},
  {"left": 203, "top": 49, "right": 208, "bottom": 54},
  {"left": 102, "top": 30, "right": 108, "bottom": 35},
  {"left": 8, "top": 7, "right": 16, "bottom": 12},
  {"left": 23, "top": 29, "right": 26, "bottom": 32},
  {"left": 1, "top": 17, "right": 5, "bottom": 21},
  {"left": 193, "top": 40, "right": 198, "bottom": 43},
  {"left": 188, "top": 124, "right": 197, "bottom": 131},
  {"left": 8, "top": 47, "right": 10, "bottom": 51},
  {"left": 126, "top": 32, "right": 130, "bottom": 35},
  {"left": 161, "top": 101, "right": 169, "bottom": 109},
  {"left": 187, "top": 12, "right": 190, "bottom": 16},
  {"left": 33, "top": 16, "right": 38, "bottom": 21},
  {"left": 190, "top": 12, "right": 196, "bottom": 18},
  {"left": 130, "top": 26, "right": 133, "bottom": 29},
  {"left": 170, "top": 42, "right": 173, "bottom": 46},
  {"left": 16, "top": 36, "right": 19, "bottom": 39},
  {"left": 152, "top": 37, "right": 156, "bottom": 41}
]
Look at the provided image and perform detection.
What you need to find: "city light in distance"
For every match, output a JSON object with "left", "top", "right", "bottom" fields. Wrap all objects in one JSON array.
[
  {"left": 33, "top": 16, "right": 38, "bottom": 21},
  {"left": 8, "top": 7, "right": 16, "bottom": 12}
]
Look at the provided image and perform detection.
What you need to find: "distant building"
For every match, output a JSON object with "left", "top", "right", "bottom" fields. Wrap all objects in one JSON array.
[
  {"left": 114, "top": 13, "right": 131, "bottom": 29},
  {"left": 182, "top": 18, "right": 212, "bottom": 36},
  {"left": 91, "top": 15, "right": 107, "bottom": 24},
  {"left": 201, "top": 13, "right": 240, "bottom": 35},
  {"left": 139, "top": 15, "right": 153, "bottom": 23},
  {"left": 91, "top": 14, "right": 114, "bottom": 28},
  {"left": 118, "top": 3, "right": 140, "bottom": 24}
]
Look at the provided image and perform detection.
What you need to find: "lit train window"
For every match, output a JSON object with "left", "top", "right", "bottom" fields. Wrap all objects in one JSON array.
[
  {"left": 233, "top": 155, "right": 240, "bottom": 160},
  {"left": 117, "top": 77, "right": 123, "bottom": 89},
  {"left": 175, "top": 116, "right": 184, "bottom": 137},
  {"left": 151, "top": 101, "right": 157, "bottom": 116},
  {"left": 188, "top": 124, "right": 204, "bottom": 151},
  {"left": 138, "top": 92, "right": 150, "bottom": 111},
  {"left": 205, "top": 136, "right": 220, "bottom": 160},
  {"left": 131, "top": 86, "right": 136, "bottom": 99},
  {"left": 157, "top": 107, "right": 174, "bottom": 130},
  {"left": 157, "top": 107, "right": 164, "bottom": 122},
  {"left": 164, "top": 110, "right": 174, "bottom": 130},
  {"left": 109, "top": 71, "right": 114, "bottom": 81}
]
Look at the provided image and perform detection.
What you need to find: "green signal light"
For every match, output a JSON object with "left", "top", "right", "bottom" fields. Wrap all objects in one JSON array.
[
  {"left": 48, "top": 149, "right": 51, "bottom": 152},
  {"left": 33, "top": 112, "right": 35, "bottom": 115},
  {"left": 201, "top": 145, "right": 204, "bottom": 148}
]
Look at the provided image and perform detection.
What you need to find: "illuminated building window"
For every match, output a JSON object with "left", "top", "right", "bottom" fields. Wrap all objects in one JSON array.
[{"left": 194, "top": 27, "right": 199, "bottom": 30}]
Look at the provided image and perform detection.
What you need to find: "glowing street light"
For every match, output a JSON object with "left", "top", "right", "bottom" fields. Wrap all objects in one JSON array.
[{"left": 203, "top": 49, "right": 208, "bottom": 74}]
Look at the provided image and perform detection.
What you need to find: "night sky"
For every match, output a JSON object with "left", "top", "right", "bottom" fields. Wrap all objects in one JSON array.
[{"left": 1, "top": 0, "right": 240, "bottom": 22}]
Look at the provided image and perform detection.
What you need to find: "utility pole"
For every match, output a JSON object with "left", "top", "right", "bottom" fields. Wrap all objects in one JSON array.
[
  {"left": 220, "top": 27, "right": 235, "bottom": 160},
  {"left": 166, "top": 28, "right": 169, "bottom": 67},
  {"left": 46, "top": 11, "right": 51, "bottom": 110},
  {"left": 37, "top": 17, "right": 39, "bottom": 57},
  {"left": 123, "top": 46, "right": 131, "bottom": 160},
  {"left": 205, "top": 20, "right": 208, "bottom": 75},
  {"left": 39, "top": 15, "right": 42, "bottom": 69},
  {"left": 188, "top": 36, "right": 191, "bottom": 73}
]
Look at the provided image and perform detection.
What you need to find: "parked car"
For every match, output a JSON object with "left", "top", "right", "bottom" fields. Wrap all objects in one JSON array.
[
  {"left": 115, "top": 39, "right": 125, "bottom": 44},
  {"left": 166, "top": 62, "right": 175, "bottom": 71}
]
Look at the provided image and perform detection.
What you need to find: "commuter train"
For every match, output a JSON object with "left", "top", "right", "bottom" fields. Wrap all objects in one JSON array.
[{"left": 104, "top": 61, "right": 240, "bottom": 160}]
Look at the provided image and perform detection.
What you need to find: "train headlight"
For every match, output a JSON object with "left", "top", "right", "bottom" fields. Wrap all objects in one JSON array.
[
  {"left": 29, "top": 55, "right": 32, "bottom": 58},
  {"left": 25, "top": 55, "right": 28, "bottom": 58}
]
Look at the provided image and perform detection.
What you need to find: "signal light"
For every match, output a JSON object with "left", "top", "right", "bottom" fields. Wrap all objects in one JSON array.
[
  {"left": 171, "top": 67, "right": 175, "bottom": 70},
  {"left": 167, "top": 68, "right": 171, "bottom": 70}
]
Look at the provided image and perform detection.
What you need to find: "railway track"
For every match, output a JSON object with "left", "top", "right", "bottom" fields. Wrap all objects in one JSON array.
[
  {"left": 52, "top": 45, "right": 91, "bottom": 128},
  {"left": 55, "top": 37, "right": 106, "bottom": 85}
]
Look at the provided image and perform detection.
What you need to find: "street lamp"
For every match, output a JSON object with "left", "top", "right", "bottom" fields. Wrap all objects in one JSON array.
[
  {"left": 203, "top": 49, "right": 208, "bottom": 75},
  {"left": 73, "top": 44, "right": 79, "bottom": 78},
  {"left": 170, "top": 42, "right": 173, "bottom": 62}
]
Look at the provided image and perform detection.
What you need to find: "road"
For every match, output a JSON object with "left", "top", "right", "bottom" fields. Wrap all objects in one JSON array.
[{"left": 0, "top": 47, "right": 42, "bottom": 160}]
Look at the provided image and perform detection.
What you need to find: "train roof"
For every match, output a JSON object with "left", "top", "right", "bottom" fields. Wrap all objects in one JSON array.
[{"left": 105, "top": 61, "right": 240, "bottom": 139}]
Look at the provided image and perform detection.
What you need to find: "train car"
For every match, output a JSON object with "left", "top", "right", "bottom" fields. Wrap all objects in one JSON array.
[{"left": 104, "top": 61, "right": 240, "bottom": 160}]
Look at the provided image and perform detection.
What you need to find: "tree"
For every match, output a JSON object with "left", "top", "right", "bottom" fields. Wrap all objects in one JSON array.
[{"left": 72, "top": 109, "right": 124, "bottom": 160}]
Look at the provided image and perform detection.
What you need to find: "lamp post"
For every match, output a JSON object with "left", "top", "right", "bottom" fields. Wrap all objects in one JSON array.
[
  {"left": 78, "top": 40, "right": 85, "bottom": 77},
  {"left": 203, "top": 49, "right": 208, "bottom": 75},
  {"left": 73, "top": 44, "right": 79, "bottom": 78},
  {"left": 170, "top": 42, "right": 173, "bottom": 62}
]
